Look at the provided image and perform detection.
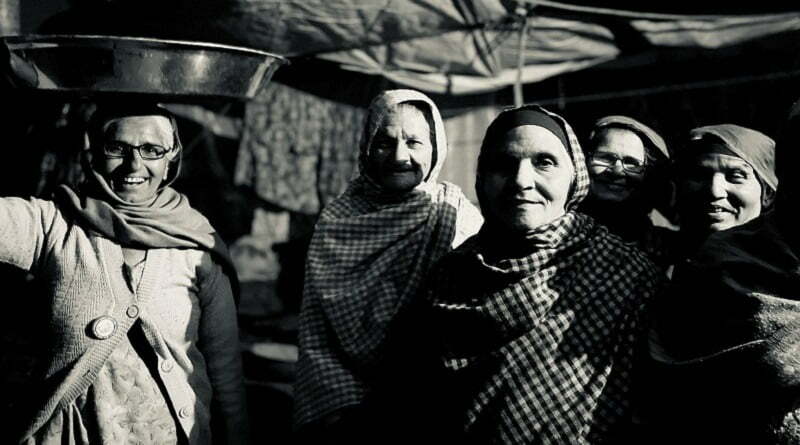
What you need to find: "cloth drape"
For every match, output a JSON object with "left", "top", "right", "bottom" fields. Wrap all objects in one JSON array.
[
  {"left": 53, "top": 167, "right": 238, "bottom": 295},
  {"left": 294, "top": 89, "right": 483, "bottom": 428}
]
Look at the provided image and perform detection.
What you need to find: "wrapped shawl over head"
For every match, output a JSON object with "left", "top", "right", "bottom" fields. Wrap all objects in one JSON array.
[
  {"left": 476, "top": 105, "right": 590, "bottom": 227},
  {"left": 430, "top": 105, "right": 663, "bottom": 444},
  {"left": 645, "top": 104, "right": 800, "bottom": 442},
  {"left": 683, "top": 124, "right": 777, "bottom": 205},
  {"left": 590, "top": 115, "right": 669, "bottom": 161},
  {"left": 53, "top": 104, "right": 238, "bottom": 297},
  {"left": 294, "top": 89, "right": 483, "bottom": 428}
]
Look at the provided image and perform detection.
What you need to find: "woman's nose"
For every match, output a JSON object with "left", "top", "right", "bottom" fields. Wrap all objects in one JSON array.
[
  {"left": 124, "top": 149, "right": 144, "bottom": 168},
  {"left": 392, "top": 142, "right": 411, "bottom": 163},
  {"left": 513, "top": 160, "right": 536, "bottom": 188},
  {"left": 608, "top": 159, "right": 626, "bottom": 174},
  {"left": 709, "top": 174, "right": 728, "bottom": 198}
]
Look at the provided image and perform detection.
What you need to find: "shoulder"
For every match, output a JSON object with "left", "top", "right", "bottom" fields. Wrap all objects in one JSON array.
[
  {"left": 686, "top": 214, "right": 791, "bottom": 280},
  {"left": 317, "top": 183, "right": 368, "bottom": 223},
  {"left": 585, "top": 222, "right": 664, "bottom": 285},
  {"left": 431, "top": 233, "right": 480, "bottom": 272}
]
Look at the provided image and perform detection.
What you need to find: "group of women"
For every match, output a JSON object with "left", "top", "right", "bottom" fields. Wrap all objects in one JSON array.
[
  {"left": 296, "top": 89, "right": 799, "bottom": 445},
  {"left": 2, "top": 86, "right": 796, "bottom": 444}
]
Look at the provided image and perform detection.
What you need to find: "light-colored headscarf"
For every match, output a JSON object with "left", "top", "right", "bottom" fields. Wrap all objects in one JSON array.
[
  {"left": 590, "top": 115, "right": 669, "bottom": 162},
  {"left": 52, "top": 105, "right": 238, "bottom": 296},
  {"left": 294, "top": 89, "right": 482, "bottom": 428}
]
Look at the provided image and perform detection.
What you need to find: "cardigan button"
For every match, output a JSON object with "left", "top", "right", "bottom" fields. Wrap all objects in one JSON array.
[
  {"left": 161, "top": 360, "right": 174, "bottom": 373},
  {"left": 89, "top": 316, "right": 117, "bottom": 340},
  {"left": 179, "top": 406, "right": 192, "bottom": 418},
  {"left": 126, "top": 305, "right": 140, "bottom": 318}
]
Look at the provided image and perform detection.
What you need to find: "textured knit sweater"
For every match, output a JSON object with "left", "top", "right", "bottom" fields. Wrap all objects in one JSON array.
[{"left": 0, "top": 196, "right": 248, "bottom": 444}]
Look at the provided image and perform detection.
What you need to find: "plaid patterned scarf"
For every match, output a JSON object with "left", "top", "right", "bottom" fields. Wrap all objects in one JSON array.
[
  {"left": 429, "top": 105, "right": 663, "bottom": 444},
  {"left": 294, "top": 89, "right": 483, "bottom": 428}
]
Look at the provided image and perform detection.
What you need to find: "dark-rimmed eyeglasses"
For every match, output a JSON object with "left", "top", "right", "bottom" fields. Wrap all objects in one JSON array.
[
  {"left": 588, "top": 152, "right": 646, "bottom": 174},
  {"left": 102, "top": 141, "right": 171, "bottom": 160}
]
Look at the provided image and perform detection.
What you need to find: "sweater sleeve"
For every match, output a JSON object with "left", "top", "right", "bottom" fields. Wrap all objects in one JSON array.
[
  {"left": 197, "top": 255, "right": 250, "bottom": 445},
  {"left": 0, "top": 197, "right": 59, "bottom": 272}
]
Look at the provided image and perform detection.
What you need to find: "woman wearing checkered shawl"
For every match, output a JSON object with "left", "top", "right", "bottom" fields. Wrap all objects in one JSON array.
[
  {"left": 293, "top": 89, "right": 483, "bottom": 439},
  {"left": 427, "top": 105, "right": 664, "bottom": 444}
]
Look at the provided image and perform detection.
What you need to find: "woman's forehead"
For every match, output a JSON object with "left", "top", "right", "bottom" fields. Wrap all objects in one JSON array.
[
  {"left": 499, "top": 125, "right": 570, "bottom": 157},
  {"left": 595, "top": 128, "right": 645, "bottom": 155},
  {"left": 104, "top": 115, "right": 174, "bottom": 143},
  {"left": 377, "top": 106, "right": 429, "bottom": 135},
  {"left": 693, "top": 151, "right": 754, "bottom": 171}
]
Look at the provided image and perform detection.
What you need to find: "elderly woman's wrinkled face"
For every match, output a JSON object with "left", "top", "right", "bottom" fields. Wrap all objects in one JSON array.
[
  {"left": 588, "top": 128, "right": 646, "bottom": 203},
  {"left": 677, "top": 147, "right": 763, "bottom": 234},
  {"left": 367, "top": 105, "right": 433, "bottom": 192},
  {"left": 94, "top": 115, "right": 178, "bottom": 203},
  {"left": 479, "top": 125, "right": 574, "bottom": 234}
]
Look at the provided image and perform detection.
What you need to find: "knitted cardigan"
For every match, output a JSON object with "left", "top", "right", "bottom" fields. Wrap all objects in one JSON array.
[{"left": 0, "top": 197, "right": 248, "bottom": 444}]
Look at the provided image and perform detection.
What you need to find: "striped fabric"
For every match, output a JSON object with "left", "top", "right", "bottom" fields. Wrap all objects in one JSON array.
[
  {"left": 429, "top": 105, "right": 664, "bottom": 444},
  {"left": 294, "top": 89, "right": 483, "bottom": 429}
]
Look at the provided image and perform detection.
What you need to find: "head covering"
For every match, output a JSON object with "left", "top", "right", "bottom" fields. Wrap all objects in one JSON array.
[
  {"left": 428, "top": 104, "right": 663, "bottom": 443},
  {"left": 86, "top": 101, "right": 184, "bottom": 189},
  {"left": 294, "top": 89, "right": 483, "bottom": 429},
  {"left": 359, "top": 89, "right": 447, "bottom": 194},
  {"left": 52, "top": 106, "right": 237, "bottom": 297},
  {"left": 481, "top": 107, "right": 570, "bottom": 152},
  {"left": 590, "top": 115, "right": 669, "bottom": 161},
  {"left": 684, "top": 124, "right": 778, "bottom": 194},
  {"left": 477, "top": 104, "right": 590, "bottom": 217}
]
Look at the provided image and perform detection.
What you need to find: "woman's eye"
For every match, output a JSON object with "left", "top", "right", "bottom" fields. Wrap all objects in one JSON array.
[
  {"left": 727, "top": 170, "right": 748, "bottom": 181},
  {"left": 373, "top": 139, "right": 392, "bottom": 151},
  {"left": 535, "top": 155, "right": 556, "bottom": 168},
  {"left": 486, "top": 156, "right": 515, "bottom": 172}
]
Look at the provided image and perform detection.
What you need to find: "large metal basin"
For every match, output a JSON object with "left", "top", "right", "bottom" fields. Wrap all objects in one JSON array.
[{"left": 2, "top": 35, "right": 286, "bottom": 100}]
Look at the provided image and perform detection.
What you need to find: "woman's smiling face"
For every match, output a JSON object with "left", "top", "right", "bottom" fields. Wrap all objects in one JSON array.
[
  {"left": 677, "top": 147, "right": 763, "bottom": 234},
  {"left": 587, "top": 128, "right": 647, "bottom": 203},
  {"left": 94, "top": 115, "right": 177, "bottom": 203}
]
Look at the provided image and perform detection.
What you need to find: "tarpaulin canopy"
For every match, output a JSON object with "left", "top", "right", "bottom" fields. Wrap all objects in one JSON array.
[{"left": 39, "top": 1, "right": 800, "bottom": 95}]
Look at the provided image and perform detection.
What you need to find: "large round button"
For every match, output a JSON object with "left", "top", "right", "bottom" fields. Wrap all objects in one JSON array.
[
  {"left": 179, "top": 406, "right": 192, "bottom": 418},
  {"left": 126, "top": 305, "right": 140, "bottom": 318},
  {"left": 161, "top": 360, "right": 174, "bottom": 373},
  {"left": 89, "top": 316, "right": 117, "bottom": 340}
]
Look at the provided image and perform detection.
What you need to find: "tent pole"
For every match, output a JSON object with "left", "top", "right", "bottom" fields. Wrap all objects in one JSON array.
[{"left": 513, "top": 4, "right": 530, "bottom": 107}]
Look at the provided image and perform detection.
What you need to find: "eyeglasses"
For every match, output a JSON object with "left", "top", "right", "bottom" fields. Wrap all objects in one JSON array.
[
  {"left": 588, "top": 152, "right": 646, "bottom": 174},
  {"left": 102, "top": 141, "right": 171, "bottom": 160}
]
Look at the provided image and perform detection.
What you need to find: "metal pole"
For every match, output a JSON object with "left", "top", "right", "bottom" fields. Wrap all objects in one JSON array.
[
  {"left": 513, "top": 13, "right": 528, "bottom": 107},
  {"left": 0, "top": 0, "right": 20, "bottom": 36}
]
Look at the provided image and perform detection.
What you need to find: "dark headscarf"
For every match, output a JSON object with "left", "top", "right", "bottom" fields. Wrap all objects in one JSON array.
[
  {"left": 476, "top": 105, "right": 590, "bottom": 218},
  {"left": 682, "top": 124, "right": 777, "bottom": 205}
]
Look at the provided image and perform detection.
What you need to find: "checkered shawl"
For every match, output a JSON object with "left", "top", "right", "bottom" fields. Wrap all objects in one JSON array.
[
  {"left": 429, "top": 105, "right": 663, "bottom": 444},
  {"left": 294, "top": 90, "right": 483, "bottom": 428}
]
